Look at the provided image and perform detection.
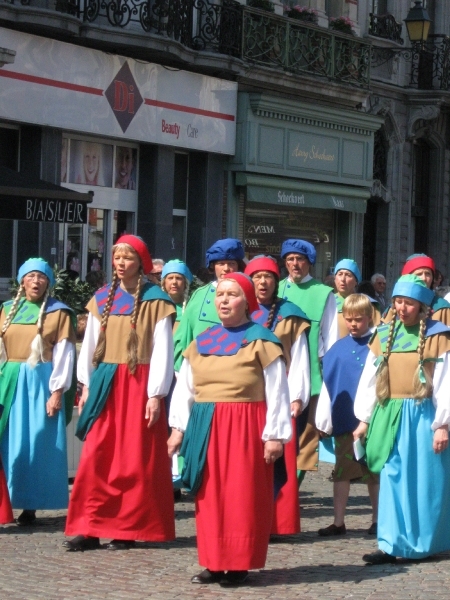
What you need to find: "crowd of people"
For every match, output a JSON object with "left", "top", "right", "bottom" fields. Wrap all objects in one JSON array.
[{"left": 0, "top": 237, "right": 450, "bottom": 585}]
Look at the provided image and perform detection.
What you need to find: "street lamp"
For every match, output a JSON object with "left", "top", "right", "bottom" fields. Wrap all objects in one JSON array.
[{"left": 404, "top": 1, "right": 431, "bottom": 45}]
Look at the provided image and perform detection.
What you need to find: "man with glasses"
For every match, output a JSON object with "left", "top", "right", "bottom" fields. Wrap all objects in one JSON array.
[{"left": 278, "top": 239, "right": 338, "bottom": 483}]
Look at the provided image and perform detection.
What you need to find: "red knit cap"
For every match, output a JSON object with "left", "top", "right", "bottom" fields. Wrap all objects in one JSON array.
[
  {"left": 222, "top": 272, "right": 259, "bottom": 314},
  {"left": 114, "top": 235, "right": 153, "bottom": 275},
  {"left": 401, "top": 254, "right": 435, "bottom": 276},
  {"left": 244, "top": 255, "right": 280, "bottom": 279}
]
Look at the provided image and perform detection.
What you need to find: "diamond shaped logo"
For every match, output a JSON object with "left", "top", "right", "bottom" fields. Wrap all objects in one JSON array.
[{"left": 105, "top": 62, "right": 143, "bottom": 133}]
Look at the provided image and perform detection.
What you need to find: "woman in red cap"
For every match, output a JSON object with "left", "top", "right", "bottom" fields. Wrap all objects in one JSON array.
[
  {"left": 244, "top": 255, "right": 310, "bottom": 536},
  {"left": 383, "top": 254, "right": 450, "bottom": 325},
  {"left": 168, "top": 273, "right": 292, "bottom": 586},
  {"left": 64, "top": 235, "right": 176, "bottom": 551}
]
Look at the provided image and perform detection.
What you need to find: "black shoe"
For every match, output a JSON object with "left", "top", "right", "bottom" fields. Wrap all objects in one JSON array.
[
  {"left": 362, "top": 549, "right": 396, "bottom": 564},
  {"left": 105, "top": 539, "right": 136, "bottom": 551},
  {"left": 16, "top": 510, "right": 36, "bottom": 526},
  {"left": 220, "top": 570, "right": 249, "bottom": 586},
  {"left": 64, "top": 535, "right": 100, "bottom": 552},
  {"left": 191, "top": 569, "right": 224, "bottom": 584},
  {"left": 367, "top": 522, "right": 378, "bottom": 535},
  {"left": 318, "top": 523, "right": 346, "bottom": 537},
  {"left": 174, "top": 489, "right": 182, "bottom": 502}
]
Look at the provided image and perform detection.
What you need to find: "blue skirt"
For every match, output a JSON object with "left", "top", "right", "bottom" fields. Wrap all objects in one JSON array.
[
  {"left": 1, "top": 362, "right": 68, "bottom": 509},
  {"left": 378, "top": 397, "right": 450, "bottom": 559}
]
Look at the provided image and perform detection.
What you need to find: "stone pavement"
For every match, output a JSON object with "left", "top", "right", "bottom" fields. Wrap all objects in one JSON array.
[{"left": 1, "top": 463, "right": 450, "bottom": 599}]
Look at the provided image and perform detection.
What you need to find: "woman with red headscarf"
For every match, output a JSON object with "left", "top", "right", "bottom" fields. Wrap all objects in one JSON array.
[
  {"left": 168, "top": 273, "right": 292, "bottom": 586},
  {"left": 64, "top": 235, "right": 176, "bottom": 551}
]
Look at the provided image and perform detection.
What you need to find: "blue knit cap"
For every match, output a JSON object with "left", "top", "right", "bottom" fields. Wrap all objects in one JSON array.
[
  {"left": 392, "top": 274, "right": 434, "bottom": 306},
  {"left": 281, "top": 239, "right": 316, "bottom": 264},
  {"left": 17, "top": 258, "right": 55, "bottom": 287},
  {"left": 205, "top": 238, "right": 244, "bottom": 268},
  {"left": 334, "top": 259, "right": 362, "bottom": 283},
  {"left": 162, "top": 259, "right": 193, "bottom": 284}
]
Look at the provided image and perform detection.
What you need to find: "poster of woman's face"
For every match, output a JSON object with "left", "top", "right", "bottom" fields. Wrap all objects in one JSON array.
[
  {"left": 115, "top": 146, "right": 137, "bottom": 190},
  {"left": 69, "top": 140, "right": 113, "bottom": 187}
]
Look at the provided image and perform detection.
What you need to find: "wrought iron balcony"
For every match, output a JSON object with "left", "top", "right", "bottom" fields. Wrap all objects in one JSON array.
[
  {"left": 369, "top": 13, "right": 404, "bottom": 45},
  {"left": 371, "top": 34, "right": 450, "bottom": 90},
  {"left": 48, "top": 0, "right": 370, "bottom": 87}
]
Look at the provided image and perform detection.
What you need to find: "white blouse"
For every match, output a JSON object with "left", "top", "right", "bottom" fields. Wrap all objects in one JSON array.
[
  {"left": 49, "top": 338, "right": 75, "bottom": 393},
  {"left": 169, "top": 355, "right": 292, "bottom": 442},
  {"left": 288, "top": 332, "right": 310, "bottom": 408},
  {"left": 77, "top": 312, "right": 174, "bottom": 398}
]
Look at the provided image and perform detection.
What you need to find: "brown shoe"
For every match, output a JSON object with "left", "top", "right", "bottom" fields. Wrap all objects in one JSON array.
[{"left": 318, "top": 523, "right": 346, "bottom": 536}]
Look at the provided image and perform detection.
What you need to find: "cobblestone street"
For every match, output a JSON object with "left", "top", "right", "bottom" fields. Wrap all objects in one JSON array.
[{"left": 1, "top": 463, "right": 449, "bottom": 599}]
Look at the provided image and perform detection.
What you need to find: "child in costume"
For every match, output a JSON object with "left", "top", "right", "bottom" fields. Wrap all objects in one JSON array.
[{"left": 316, "top": 294, "right": 379, "bottom": 536}]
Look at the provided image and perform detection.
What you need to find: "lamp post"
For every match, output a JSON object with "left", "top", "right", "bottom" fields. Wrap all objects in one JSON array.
[{"left": 404, "top": 1, "right": 433, "bottom": 89}]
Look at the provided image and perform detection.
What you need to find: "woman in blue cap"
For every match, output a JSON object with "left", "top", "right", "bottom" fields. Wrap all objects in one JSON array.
[
  {"left": 173, "top": 238, "right": 245, "bottom": 371},
  {"left": 161, "top": 259, "right": 193, "bottom": 333},
  {"left": 334, "top": 258, "right": 381, "bottom": 338},
  {"left": 0, "top": 258, "right": 76, "bottom": 525},
  {"left": 354, "top": 275, "right": 450, "bottom": 564}
]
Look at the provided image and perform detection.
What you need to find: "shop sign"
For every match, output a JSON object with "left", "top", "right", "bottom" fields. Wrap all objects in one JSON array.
[
  {"left": 288, "top": 132, "right": 339, "bottom": 174},
  {"left": 0, "top": 28, "right": 237, "bottom": 155},
  {"left": 2, "top": 197, "right": 88, "bottom": 223}
]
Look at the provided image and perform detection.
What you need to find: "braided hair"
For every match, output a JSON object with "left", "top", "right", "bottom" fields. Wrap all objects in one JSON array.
[
  {"left": 265, "top": 280, "right": 280, "bottom": 331},
  {"left": 92, "top": 270, "right": 120, "bottom": 369},
  {"left": 0, "top": 283, "right": 25, "bottom": 368},
  {"left": 126, "top": 272, "right": 144, "bottom": 374},
  {"left": 27, "top": 287, "right": 50, "bottom": 367},
  {"left": 412, "top": 308, "right": 433, "bottom": 400},
  {"left": 375, "top": 307, "right": 397, "bottom": 404}
]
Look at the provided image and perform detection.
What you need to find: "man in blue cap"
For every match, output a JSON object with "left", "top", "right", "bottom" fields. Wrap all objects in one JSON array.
[
  {"left": 278, "top": 239, "right": 338, "bottom": 481},
  {"left": 173, "top": 238, "right": 245, "bottom": 371}
]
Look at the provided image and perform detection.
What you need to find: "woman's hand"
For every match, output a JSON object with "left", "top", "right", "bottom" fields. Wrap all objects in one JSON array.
[
  {"left": 46, "top": 389, "right": 63, "bottom": 417},
  {"left": 353, "top": 421, "right": 369, "bottom": 441},
  {"left": 433, "top": 425, "right": 449, "bottom": 454},
  {"left": 78, "top": 385, "right": 89, "bottom": 414},
  {"left": 290, "top": 400, "right": 302, "bottom": 418},
  {"left": 145, "top": 396, "right": 161, "bottom": 428},
  {"left": 168, "top": 429, "right": 184, "bottom": 458},
  {"left": 264, "top": 440, "right": 283, "bottom": 464}
]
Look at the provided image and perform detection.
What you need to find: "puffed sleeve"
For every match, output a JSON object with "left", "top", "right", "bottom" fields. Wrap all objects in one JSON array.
[
  {"left": 432, "top": 351, "right": 450, "bottom": 430},
  {"left": 77, "top": 312, "right": 99, "bottom": 386},
  {"left": 318, "top": 293, "right": 339, "bottom": 356},
  {"left": 147, "top": 315, "right": 174, "bottom": 397},
  {"left": 288, "top": 331, "right": 310, "bottom": 408},
  {"left": 168, "top": 358, "right": 195, "bottom": 432},
  {"left": 49, "top": 338, "right": 75, "bottom": 393},
  {"left": 353, "top": 349, "right": 378, "bottom": 423},
  {"left": 315, "top": 381, "right": 333, "bottom": 435},
  {"left": 262, "top": 357, "right": 292, "bottom": 443}
]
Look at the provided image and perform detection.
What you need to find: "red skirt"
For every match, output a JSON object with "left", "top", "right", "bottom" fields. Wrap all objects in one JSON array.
[
  {"left": 0, "top": 458, "right": 13, "bottom": 524},
  {"left": 271, "top": 416, "right": 301, "bottom": 535},
  {"left": 66, "top": 364, "right": 175, "bottom": 541},
  {"left": 196, "top": 401, "right": 273, "bottom": 571}
]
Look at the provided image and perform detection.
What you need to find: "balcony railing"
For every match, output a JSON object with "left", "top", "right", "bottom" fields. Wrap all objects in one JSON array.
[
  {"left": 20, "top": 0, "right": 368, "bottom": 87},
  {"left": 369, "top": 13, "right": 404, "bottom": 45}
]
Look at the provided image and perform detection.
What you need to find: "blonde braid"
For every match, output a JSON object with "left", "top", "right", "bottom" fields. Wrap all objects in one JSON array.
[
  {"left": 92, "top": 271, "right": 119, "bottom": 368},
  {"left": 126, "top": 271, "right": 144, "bottom": 375},
  {"left": 0, "top": 284, "right": 25, "bottom": 368},
  {"left": 266, "top": 300, "right": 278, "bottom": 331},
  {"left": 375, "top": 308, "right": 397, "bottom": 404},
  {"left": 412, "top": 316, "right": 433, "bottom": 399},
  {"left": 28, "top": 288, "right": 50, "bottom": 368}
]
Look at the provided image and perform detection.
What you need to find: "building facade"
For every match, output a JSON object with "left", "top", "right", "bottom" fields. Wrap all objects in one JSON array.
[{"left": 2, "top": 0, "right": 446, "bottom": 288}]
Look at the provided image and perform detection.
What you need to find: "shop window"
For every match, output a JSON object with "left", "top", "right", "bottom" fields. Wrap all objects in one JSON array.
[
  {"left": 114, "top": 211, "right": 134, "bottom": 242},
  {"left": 88, "top": 208, "right": 108, "bottom": 274},
  {"left": 0, "top": 126, "right": 19, "bottom": 279},
  {"left": 244, "top": 205, "right": 334, "bottom": 281}
]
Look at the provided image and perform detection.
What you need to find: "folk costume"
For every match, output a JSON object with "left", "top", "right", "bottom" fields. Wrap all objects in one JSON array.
[
  {"left": 245, "top": 255, "right": 310, "bottom": 535},
  {"left": 316, "top": 329, "right": 378, "bottom": 484},
  {"left": 65, "top": 236, "right": 176, "bottom": 542},
  {"left": 355, "top": 276, "right": 450, "bottom": 560},
  {"left": 0, "top": 258, "right": 75, "bottom": 510},
  {"left": 279, "top": 239, "right": 338, "bottom": 473},
  {"left": 383, "top": 254, "right": 450, "bottom": 326},
  {"left": 334, "top": 259, "right": 381, "bottom": 338},
  {"left": 170, "top": 273, "right": 292, "bottom": 573},
  {"left": 173, "top": 238, "right": 244, "bottom": 371},
  {"left": 161, "top": 259, "right": 193, "bottom": 335}
]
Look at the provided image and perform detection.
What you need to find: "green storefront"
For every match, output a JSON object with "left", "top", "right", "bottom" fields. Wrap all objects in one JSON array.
[{"left": 227, "top": 93, "right": 383, "bottom": 280}]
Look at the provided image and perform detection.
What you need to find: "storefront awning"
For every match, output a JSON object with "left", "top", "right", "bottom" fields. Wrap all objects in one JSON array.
[
  {"left": 235, "top": 173, "right": 369, "bottom": 214},
  {"left": 0, "top": 166, "right": 93, "bottom": 224}
]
